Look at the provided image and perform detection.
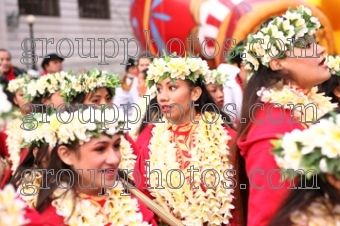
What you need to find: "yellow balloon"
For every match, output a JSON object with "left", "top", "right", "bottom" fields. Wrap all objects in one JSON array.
[{"left": 305, "top": 0, "right": 340, "bottom": 54}]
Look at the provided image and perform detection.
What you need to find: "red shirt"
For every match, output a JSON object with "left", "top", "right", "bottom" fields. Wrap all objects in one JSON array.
[
  {"left": 134, "top": 122, "right": 240, "bottom": 225},
  {"left": 39, "top": 196, "right": 157, "bottom": 225},
  {"left": 237, "top": 103, "right": 306, "bottom": 226}
]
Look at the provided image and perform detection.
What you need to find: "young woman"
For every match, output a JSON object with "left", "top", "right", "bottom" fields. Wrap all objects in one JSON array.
[
  {"left": 235, "top": 6, "right": 337, "bottom": 226},
  {"left": 23, "top": 71, "right": 70, "bottom": 112},
  {"left": 205, "top": 68, "right": 226, "bottom": 110},
  {"left": 269, "top": 109, "right": 340, "bottom": 225},
  {"left": 134, "top": 55, "right": 240, "bottom": 225},
  {"left": 0, "top": 74, "right": 37, "bottom": 188},
  {"left": 61, "top": 68, "right": 139, "bottom": 169},
  {"left": 14, "top": 108, "right": 157, "bottom": 225},
  {"left": 0, "top": 84, "right": 43, "bottom": 226},
  {"left": 318, "top": 55, "right": 340, "bottom": 107}
]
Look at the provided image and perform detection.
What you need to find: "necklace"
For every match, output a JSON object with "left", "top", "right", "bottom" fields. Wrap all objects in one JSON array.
[
  {"left": 257, "top": 83, "right": 337, "bottom": 125},
  {"left": 148, "top": 111, "right": 235, "bottom": 225}
]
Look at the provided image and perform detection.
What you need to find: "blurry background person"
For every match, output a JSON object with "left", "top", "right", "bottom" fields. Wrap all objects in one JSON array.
[
  {"left": 41, "top": 53, "right": 64, "bottom": 76},
  {"left": 137, "top": 68, "right": 148, "bottom": 98},
  {"left": 113, "top": 58, "right": 139, "bottom": 118},
  {"left": 0, "top": 49, "right": 26, "bottom": 105},
  {"left": 137, "top": 51, "right": 152, "bottom": 72}
]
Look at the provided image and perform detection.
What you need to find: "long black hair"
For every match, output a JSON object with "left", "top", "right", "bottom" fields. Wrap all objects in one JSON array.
[{"left": 318, "top": 74, "right": 340, "bottom": 106}]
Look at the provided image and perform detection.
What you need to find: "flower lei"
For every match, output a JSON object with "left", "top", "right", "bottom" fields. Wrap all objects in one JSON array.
[
  {"left": 257, "top": 82, "right": 337, "bottom": 125},
  {"left": 0, "top": 85, "right": 14, "bottom": 129},
  {"left": 243, "top": 5, "right": 322, "bottom": 78},
  {"left": 18, "top": 173, "right": 151, "bottom": 226},
  {"left": 129, "top": 85, "right": 157, "bottom": 141},
  {"left": 61, "top": 68, "right": 122, "bottom": 103},
  {"left": 325, "top": 55, "right": 340, "bottom": 76},
  {"left": 23, "top": 71, "right": 72, "bottom": 102},
  {"left": 148, "top": 111, "right": 235, "bottom": 225},
  {"left": 21, "top": 108, "right": 122, "bottom": 148},
  {"left": 271, "top": 111, "right": 340, "bottom": 180},
  {"left": 5, "top": 112, "right": 26, "bottom": 175},
  {"left": 7, "top": 74, "right": 36, "bottom": 94},
  {"left": 0, "top": 184, "right": 30, "bottom": 226},
  {"left": 145, "top": 52, "right": 210, "bottom": 88}
]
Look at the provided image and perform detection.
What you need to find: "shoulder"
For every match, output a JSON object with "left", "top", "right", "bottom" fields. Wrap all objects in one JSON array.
[{"left": 39, "top": 204, "right": 65, "bottom": 226}]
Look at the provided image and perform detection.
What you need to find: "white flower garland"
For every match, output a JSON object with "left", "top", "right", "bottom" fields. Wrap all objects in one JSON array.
[
  {"left": 5, "top": 114, "right": 25, "bottom": 175},
  {"left": 0, "top": 85, "right": 13, "bottom": 129},
  {"left": 271, "top": 111, "right": 340, "bottom": 179},
  {"left": 325, "top": 55, "right": 340, "bottom": 76},
  {"left": 148, "top": 111, "right": 235, "bottom": 225},
  {"left": 21, "top": 108, "right": 121, "bottom": 148},
  {"left": 243, "top": 5, "right": 322, "bottom": 78},
  {"left": 61, "top": 68, "right": 121, "bottom": 103},
  {"left": 23, "top": 71, "right": 71, "bottom": 102},
  {"left": 119, "top": 135, "right": 137, "bottom": 180},
  {"left": 146, "top": 54, "right": 209, "bottom": 88},
  {"left": 7, "top": 74, "right": 33, "bottom": 94},
  {"left": 0, "top": 184, "right": 29, "bottom": 226},
  {"left": 257, "top": 83, "right": 337, "bottom": 125},
  {"left": 18, "top": 172, "right": 151, "bottom": 226}
]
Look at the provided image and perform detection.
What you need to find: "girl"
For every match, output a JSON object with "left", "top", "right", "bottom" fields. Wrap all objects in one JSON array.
[
  {"left": 318, "top": 55, "right": 340, "bottom": 107},
  {"left": 205, "top": 68, "right": 226, "bottom": 110},
  {"left": 0, "top": 74, "right": 37, "bottom": 188},
  {"left": 23, "top": 71, "right": 70, "bottom": 112},
  {"left": 269, "top": 109, "right": 340, "bottom": 225},
  {"left": 235, "top": 6, "right": 337, "bottom": 226},
  {"left": 0, "top": 85, "right": 43, "bottom": 226},
  {"left": 60, "top": 68, "right": 139, "bottom": 169},
  {"left": 134, "top": 54, "right": 239, "bottom": 225},
  {"left": 15, "top": 108, "right": 157, "bottom": 225}
]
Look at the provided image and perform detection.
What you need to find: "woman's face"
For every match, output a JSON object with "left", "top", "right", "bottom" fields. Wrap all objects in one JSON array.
[
  {"left": 137, "top": 72, "right": 147, "bottom": 97},
  {"left": 61, "top": 134, "right": 121, "bottom": 195},
  {"left": 205, "top": 84, "right": 224, "bottom": 109},
  {"left": 83, "top": 87, "right": 113, "bottom": 106},
  {"left": 14, "top": 90, "right": 30, "bottom": 113},
  {"left": 42, "top": 90, "right": 64, "bottom": 109},
  {"left": 156, "top": 78, "right": 201, "bottom": 124},
  {"left": 279, "top": 41, "right": 330, "bottom": 89}
]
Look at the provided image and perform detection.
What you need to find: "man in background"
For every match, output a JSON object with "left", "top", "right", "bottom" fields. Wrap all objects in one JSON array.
[
  {"left": 0, "top": 49, "right": 26, "bottom": 104},
  {"left": 41, "top": 53, "right": 64, "bottom": 76}
]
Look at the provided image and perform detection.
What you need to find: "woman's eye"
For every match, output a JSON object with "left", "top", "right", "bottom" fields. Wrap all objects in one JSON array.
[
  {"left": 169, "top": 86, "right": 176, "bottom": 91},
  {"left": 96, "top": 147, "right": 105, "bottom": 152},
  {"left": 114, "top": 144, "right": 121, "bottom": 149}
]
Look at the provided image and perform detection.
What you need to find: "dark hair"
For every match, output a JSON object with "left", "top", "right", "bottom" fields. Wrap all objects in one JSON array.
[
  {"left": 270, "top": 108, "right": 340, "bottom": 225},
  {"left": 141, "top": 68, "right": 148, "bottom": 80},
  {"left": 137, "top": 51, "right": 153, "bottom": 64},
  {"left": 0, "top": 48, "right": 11, "bottom": 59},
  {"left": 138, "top": 96, "right": 162, "bottom": 134},
  {"left": 70, "top": 88, "right": 113, "bottom": 105},
  {"left": 318, "top": 75, "right": 340, "bottom": 106},
  {"left": 11, "top": 143, "right": 50, "bottom": 188}
]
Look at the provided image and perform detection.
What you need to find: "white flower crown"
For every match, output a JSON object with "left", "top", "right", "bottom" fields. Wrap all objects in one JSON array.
[
  {"left": 325, "top": 55, "right": 340, "bottom": 76},
  {"left": 146, "top": 52, "right": 210, "bottom": 87},
  {"left": 61, "top": 68, "right": 122, "bottom": 103},
  {"left": 0, "top": 85, "right": 13, "bottom": 129},
  {"left": 7, "top": 74, "right": 36, "bottom": 94},
  {"left": 243, "top": 5, "right": 322, "bottom": 79},
  {"left": 21, "top": 108, "right": 123, "bottom": 148},
  {"left": 23, "top": 71, "right": 71, "bottom": 102},
  {"left": 271, "top": 111, "right": 340, "bottom": 180}
]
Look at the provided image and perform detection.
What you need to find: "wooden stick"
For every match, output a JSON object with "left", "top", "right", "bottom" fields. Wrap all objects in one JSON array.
[{"left": 121, "top": 179, "right": 184, "bottom": 226}]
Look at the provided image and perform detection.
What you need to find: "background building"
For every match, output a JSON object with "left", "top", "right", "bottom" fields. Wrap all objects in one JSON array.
[{"left": 0, "top": 0, "right": 137, "bottom": 75}]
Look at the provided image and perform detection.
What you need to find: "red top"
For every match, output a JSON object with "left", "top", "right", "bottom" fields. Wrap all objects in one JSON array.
[
  {"left": 134, "top": 120, "right": 240, "bottom": 225},
  {"left": 40, "top": 71, "right": 48, "bottom": 76},
  {"left": 135, "top": 124, "right": 154, "bottom": 150},
  {"left": 237, "top": 103, "right": 306, "bottom": 226},
  {"left": 39, "top": 195, "right": 158, "bottom": 226},
  {"left": 4, "top": 68, "right": 17, "bottom": 81},
  {"left": 23, "top": 205, "right": 44, "bottom": 226},
  {"left": 124, "top": 133, "right": 140, "bottom": 156}
]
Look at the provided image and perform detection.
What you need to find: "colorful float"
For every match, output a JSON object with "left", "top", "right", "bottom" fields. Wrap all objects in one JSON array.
[{"left": 130, "top": 0, "right": 337, "bottom": 69}]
